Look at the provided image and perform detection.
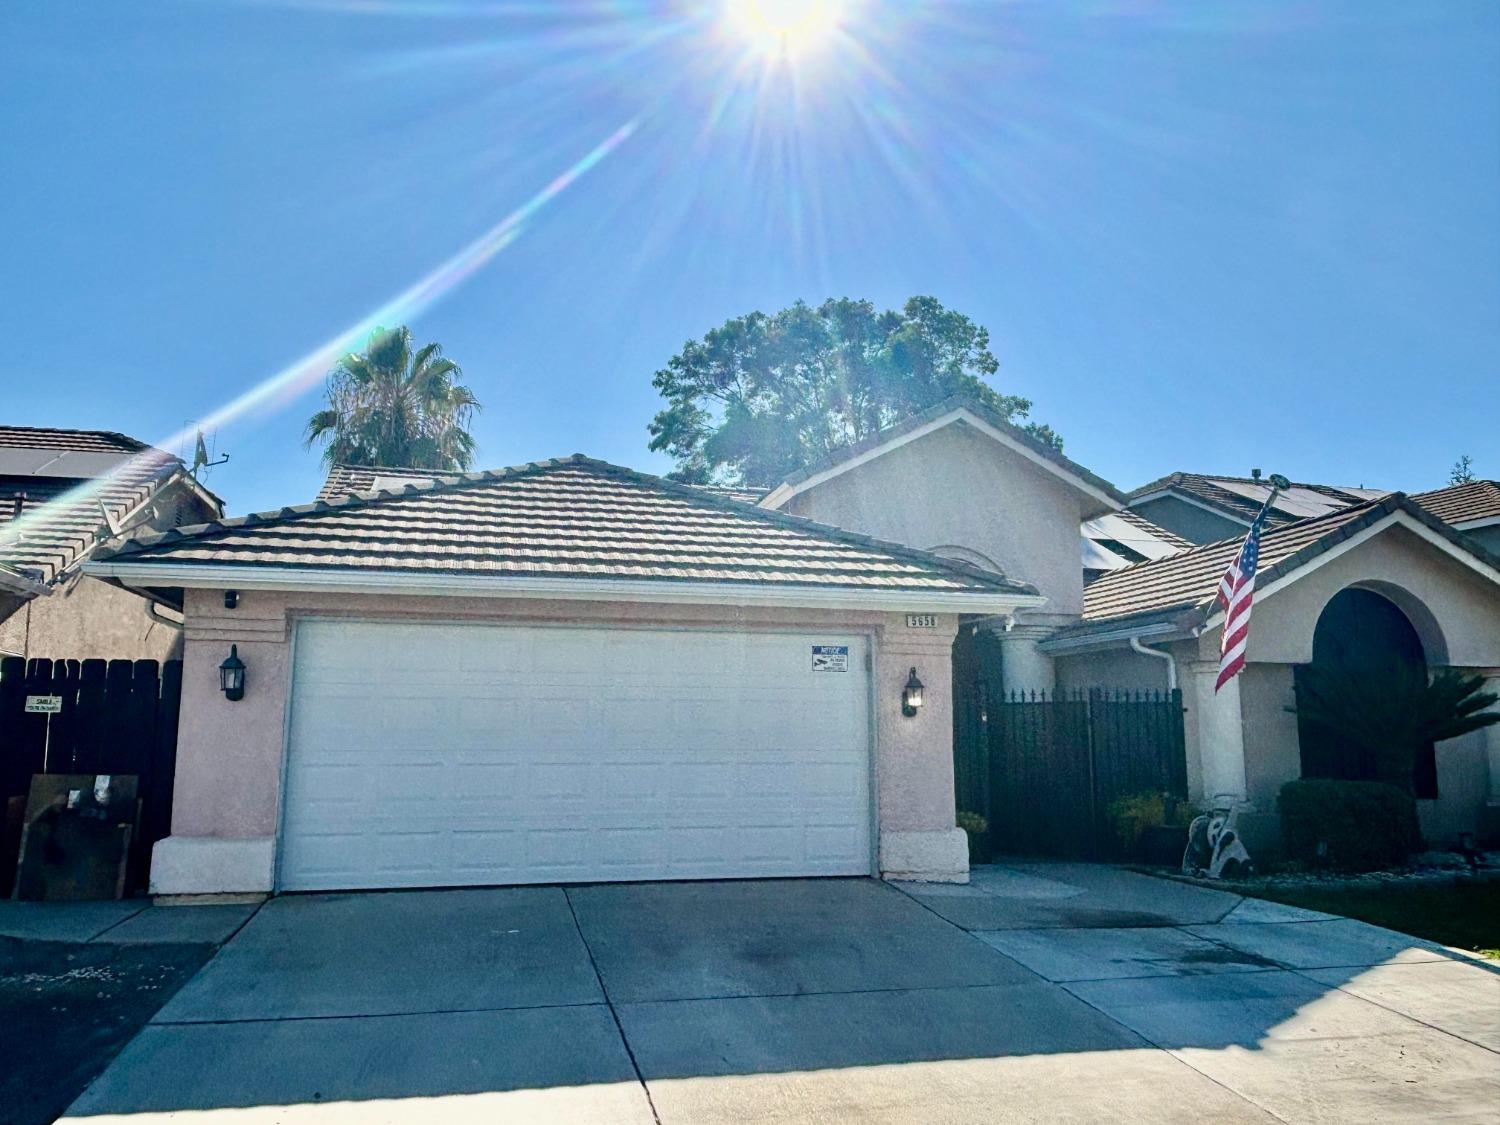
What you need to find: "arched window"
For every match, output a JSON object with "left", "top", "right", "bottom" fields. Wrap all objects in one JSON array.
[{"left": 1295, "top": 587, "right": 1438, "bottom": 798}]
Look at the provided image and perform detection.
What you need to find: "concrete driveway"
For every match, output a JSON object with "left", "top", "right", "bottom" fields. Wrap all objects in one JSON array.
[{"left": 61, "top": 866, "right": 1499, "bottom": 1124}]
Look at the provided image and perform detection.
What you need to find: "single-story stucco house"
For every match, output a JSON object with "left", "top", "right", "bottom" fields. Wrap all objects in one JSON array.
[
  {"left": 87, "top": 455, "right": 1045, "bottom": 894},
  {"left": 84, "top": 397, "right": 1500, "bottom": 896},
  {"left": 0, "top": 426, "right": 222, "bottom": 661}
]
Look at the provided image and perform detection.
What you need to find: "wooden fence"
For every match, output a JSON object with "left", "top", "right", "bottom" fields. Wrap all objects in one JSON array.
[
  {"left": 0, "top": 657, "right": 182, "bottom": 893},
  {"left": 957, "top": 687, "right": 1187, "bottom": 860}
]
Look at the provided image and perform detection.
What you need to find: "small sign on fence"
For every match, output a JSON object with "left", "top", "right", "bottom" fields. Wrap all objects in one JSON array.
[{"left": 24, "top": 695, "right": 63, "bottom": 714}]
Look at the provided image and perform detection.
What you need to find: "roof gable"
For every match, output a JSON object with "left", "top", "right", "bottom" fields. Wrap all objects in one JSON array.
[
  {"left": 93, "top": 456, "right": 1043, "bottom": 610},
  {"left": 759, "top": 396, "right": 1125, "bottom": 516},
  {"left": 0, "top": 450, "right": 202, "bottom": 587},
  {"left": 1072, "top": 494, "right": 1500, "bottom": 633},
  {"left": 1127, "top": 472, "right": 1387, "bottom": 529}
]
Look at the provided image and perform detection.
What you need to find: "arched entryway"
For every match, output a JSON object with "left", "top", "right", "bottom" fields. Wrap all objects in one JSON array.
[{"left": 1295, "top": 587, "right": 1438, "bottom": 797}]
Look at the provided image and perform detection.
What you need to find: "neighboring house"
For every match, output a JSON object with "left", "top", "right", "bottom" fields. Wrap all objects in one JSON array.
[
  {"left": 1126, "top": 472, "right": 1388, "bottom": 544},
  {"left": 0, "top": 427, "right": 222, "bottom": 661},
  {"left": 1411, "top": 479, "right": 1500, "bottom": 554},
  {"left": 1081, "top": 509, "right": 1192, "bottom": 583},
  {"left": 87, "top": 455, "right": 1041, "bottom": 895},
  {"left": 1043, "top": 497, "right": 1500, "bottom": 850}
]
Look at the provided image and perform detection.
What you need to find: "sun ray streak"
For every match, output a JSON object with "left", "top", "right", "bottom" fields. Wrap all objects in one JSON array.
[{"left": 1, "top": 119, "right": 639, "bottom": 552}]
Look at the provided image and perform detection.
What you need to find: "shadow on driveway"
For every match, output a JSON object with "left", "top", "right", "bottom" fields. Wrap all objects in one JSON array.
[{"left": 50, "top": 871, "right": 1500, "bottom": 1125}]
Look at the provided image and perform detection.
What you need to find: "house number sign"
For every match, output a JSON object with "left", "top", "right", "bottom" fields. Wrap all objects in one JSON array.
[
  {"left": 904, "top": 614, "right": 938, "bottom": 629},
  {"left": 24, "top": 695, "right": 63, "bottom": 714}
]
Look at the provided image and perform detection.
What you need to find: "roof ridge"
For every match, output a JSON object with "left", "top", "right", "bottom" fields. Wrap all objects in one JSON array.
[
  {"left": 1086, "top": 494, "right": 1398, "bottom": 590},
  {"left": 0, "top": 424, "right": 154, "bottom": 452},
  {"left": 99, "top": 455, "right": 582, "bottom": 559}
]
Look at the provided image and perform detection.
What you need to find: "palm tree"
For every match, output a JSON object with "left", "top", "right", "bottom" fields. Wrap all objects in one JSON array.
[
  {"left": 305, "top": 325, "right": 481, "bottom": 470},
  {"left": 1291, "top": 660, "right": 1499, "bottom": 792}
]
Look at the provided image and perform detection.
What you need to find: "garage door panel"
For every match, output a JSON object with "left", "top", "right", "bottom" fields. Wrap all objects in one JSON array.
[{"left": 280, "top": 621, "right": 872, "bottom": 890}]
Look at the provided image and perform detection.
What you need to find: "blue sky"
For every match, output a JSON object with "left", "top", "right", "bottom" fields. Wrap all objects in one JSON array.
[{"left": 3, "top": 1, "right": 1496, "bottom": 515}]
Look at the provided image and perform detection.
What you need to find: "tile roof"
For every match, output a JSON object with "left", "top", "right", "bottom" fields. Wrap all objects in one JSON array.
[
  {"left": 315, "top": 463, "right": 467, "bottom": 504},
  {"left": 0, "top": 426, "right": 150, "bottom": 455},
  {"left": 98, "top": 456, "right": 1039, "bottom": 599},
  {"left": 1069, "top": 495, "right": 1499, "bottom": 633},
  {"left": 1127, "top": 472, "right": 1386, "bottom": 528},
  {"left": 768, "top": 394, "right": 1127, "bottom": 508},
  {"left": 0, "top": 451, "right": 187, "bottom": 586},
  {"left": 316, "top": 462, "right": 773, "bottom": 509},
  {"left": 1412, "top": 480, "right": 1500, "bottom": 527}
]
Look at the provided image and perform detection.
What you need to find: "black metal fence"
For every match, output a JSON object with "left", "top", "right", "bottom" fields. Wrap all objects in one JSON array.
[
  {"left": 957, "top": 687, "right": 1187, "bottom": 860},
  {"left": 0, "top": 656, "right": 183, "bottom": 893}
]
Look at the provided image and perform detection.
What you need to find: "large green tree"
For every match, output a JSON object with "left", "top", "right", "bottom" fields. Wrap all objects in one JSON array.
[
  {"left": 305, "top": 325, "right": 481, "bottom": 470},
  {"left": 647, "top": 296, "right": 1059, "bottom": 485}
]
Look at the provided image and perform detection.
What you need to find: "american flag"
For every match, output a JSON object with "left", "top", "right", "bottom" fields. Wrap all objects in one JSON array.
[{"left": 1214, "top": 507, "right": 1270, "bottom": 692}]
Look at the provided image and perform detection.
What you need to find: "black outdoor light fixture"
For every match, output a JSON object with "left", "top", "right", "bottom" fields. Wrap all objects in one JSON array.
[
  {"left": 901, "top": 666, "right": 925, "bottom": 718},
  {"left": 223, "top": 589, "right": 239, "bottom": 609},
  {"left": 219, "top": 645, "right": 246, "bottom": 702}
]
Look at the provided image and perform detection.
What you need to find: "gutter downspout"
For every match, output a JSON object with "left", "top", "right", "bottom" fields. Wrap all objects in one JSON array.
[
  {"left": 1130, "top": 635, "right": 1177, "bottom": 692},
  {"left": 146, "top": 602, "right": 185, "bottom": 631}
]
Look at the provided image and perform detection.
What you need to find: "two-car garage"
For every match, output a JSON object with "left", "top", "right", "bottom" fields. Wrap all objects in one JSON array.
[
  {"left": 91, "top": 456, "right": 1039, "bottom": 895},
  {"left": 278, "top": 619, "right": 874, "bottom": 890}
]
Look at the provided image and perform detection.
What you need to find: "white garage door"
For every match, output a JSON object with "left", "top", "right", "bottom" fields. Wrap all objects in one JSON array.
[{"left": 278, "top": 619, "right": 873, "bottom": 891}]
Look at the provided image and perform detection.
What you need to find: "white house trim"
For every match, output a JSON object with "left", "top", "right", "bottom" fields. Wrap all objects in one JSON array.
[
  {"left": 1453, "top": 514, "right": 1500, "bottom": 532},
  {"left": 759, "top": 409, "right": 1123, "bottom": 514},
  {"left": 85, "top": 560, "right": 1048, "bottom": 616},
  {"left": 1037, "top": 620, "right": 1182, "bottom": 655}
]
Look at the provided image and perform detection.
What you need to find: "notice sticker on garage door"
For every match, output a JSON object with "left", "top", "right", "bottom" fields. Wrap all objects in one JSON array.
[{"left": 811, "top": 645, "right": 849, "bottom": 672}]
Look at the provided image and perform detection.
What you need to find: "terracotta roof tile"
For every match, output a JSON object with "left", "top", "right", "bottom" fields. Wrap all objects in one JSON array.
[
  {"left": 0, "top": 426, "right": 150, "bottom": 454},
  {"left": 1412, "top": 480, "right": 1500, "bottom": 526},
  {"left": 101, "top": 456, "right": 1037, "bottom": 598}
]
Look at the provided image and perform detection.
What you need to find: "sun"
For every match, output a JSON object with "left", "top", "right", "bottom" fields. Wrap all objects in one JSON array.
[{"left": 724, "top": 0, "right": 847, "bottom": 60}]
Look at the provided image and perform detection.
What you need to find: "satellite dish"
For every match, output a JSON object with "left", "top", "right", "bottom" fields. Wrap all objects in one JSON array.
[{"left": 1268, "top": 473, "right": 1292, "bottom": 490}]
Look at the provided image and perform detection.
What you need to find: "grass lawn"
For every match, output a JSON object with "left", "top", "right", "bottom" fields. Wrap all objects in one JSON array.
[{"left": 1240, "top": 878, "right": 1500, "bottom": 959}]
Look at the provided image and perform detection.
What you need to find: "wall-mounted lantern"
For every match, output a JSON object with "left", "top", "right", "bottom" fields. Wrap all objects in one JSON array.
[
  {"left": 219, "top": 645, "right": 246, "bottom": 702},
  {"left": 901, "top": 666, "right": 925, "bottom": 718},
  {"left": 223, "top": 589, "right": 239, "bottom": 609}
]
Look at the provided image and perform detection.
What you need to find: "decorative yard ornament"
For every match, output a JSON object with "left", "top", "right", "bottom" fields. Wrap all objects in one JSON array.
[{"left": 1182, "top": 795, "right": 1254, "bottom": 879}]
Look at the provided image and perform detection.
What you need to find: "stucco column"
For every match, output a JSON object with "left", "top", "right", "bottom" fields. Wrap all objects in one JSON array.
[
  {"left": 876, "top": 613, "right": 968, "bottom": 884},
  {"left": 994, "top": 624, "right": 1056, "bottom": 698},
  {"left": 1184, "top": 659, "right": 1248, "bottom": 805},
  {"left": 150, "top": 589, "right": 289, "bottom": 898}
]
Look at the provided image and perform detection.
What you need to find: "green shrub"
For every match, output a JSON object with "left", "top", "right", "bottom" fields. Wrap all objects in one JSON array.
[
  {"left": 955, "top": 810, "right": 988, "bottom": 836},
  {"left": 1108, "top": 792, "right": 1195, "bottom": 850},
  {"left": 1277, "top": 779, "right": 1420, "bottom": 871}
]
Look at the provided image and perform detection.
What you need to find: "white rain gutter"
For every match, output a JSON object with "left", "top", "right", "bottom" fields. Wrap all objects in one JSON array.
[
  {"left": 1130, "top": 634, "right": 1178, "bottom": 691},
  {"left": 1037, "top": 619, "right": 1180, "bottom": 654},
  {"left": 84, "top": 559, "right": 1049, "bottom": 617},
  {"left": 145, "top": 601, "right": 185, "bottom": 631}
]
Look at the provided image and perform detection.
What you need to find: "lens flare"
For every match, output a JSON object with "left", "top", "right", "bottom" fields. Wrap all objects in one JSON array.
[
  {"left": 1, "top": 119, "right": 638, "bottom": 550},
  {"left": 725, "top": 0, "right": 846, "bottom": 60}
]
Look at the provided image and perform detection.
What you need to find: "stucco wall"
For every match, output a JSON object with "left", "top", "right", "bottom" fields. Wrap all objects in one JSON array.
[
  {"left": 1128, "top": 496, "right": 1246, "bottom": 546},
  {"left": 781, "top": 423, "right": 1087, "bottom": 623},
  {"left": 1054, "top": 647, "right": 1171, "bottom": 694},
  {"left": 159, "top": 588, "right": 966, "bottom": 892},
  {"left": 0, "top": 576, "right": 181, "bottom": 661}
]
